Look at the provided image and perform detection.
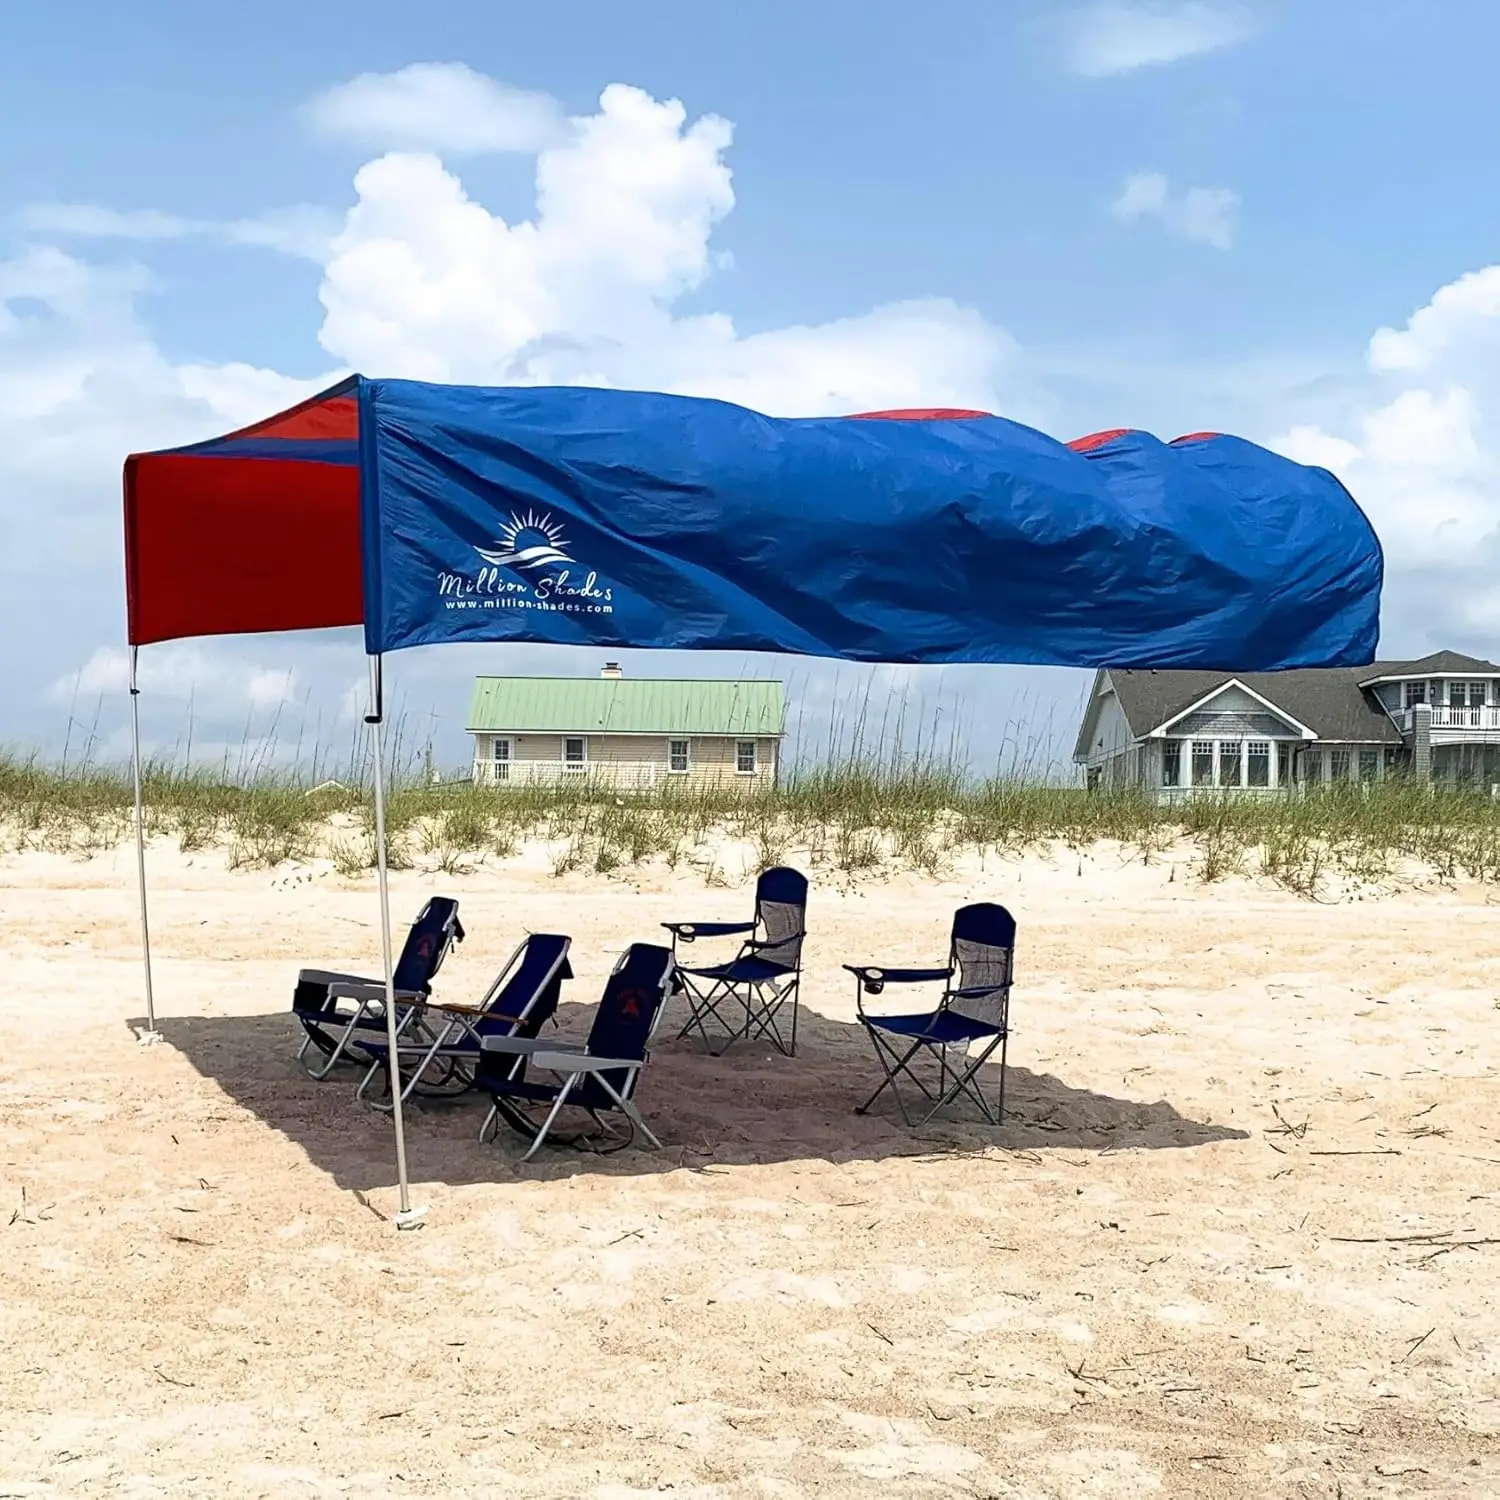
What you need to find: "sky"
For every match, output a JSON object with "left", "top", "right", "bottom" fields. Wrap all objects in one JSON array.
[{"left": 4, "top": 0, "right": 1500, "bottom": 777}]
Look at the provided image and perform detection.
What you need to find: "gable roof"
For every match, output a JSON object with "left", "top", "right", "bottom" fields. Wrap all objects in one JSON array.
[
  {"left": 466, "top": 676, "right": 785, "bottom": 736},
  {"left": 1102, "top": 667, "right": 1401, "bottom": 747}
]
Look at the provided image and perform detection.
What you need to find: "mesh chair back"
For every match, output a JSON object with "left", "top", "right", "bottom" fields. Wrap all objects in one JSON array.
[
  {"left": 475, "top": 933, "right": 572, "bottom": 1038},
  {"left": 582, "top": 944, "right": 674, "bottom": 1103},
  {"left": 391, "top": 897, "right": 464, "bottom": 994},
  {"left": 752, "top": 866, "right": 808, "bottom": 972},
  {"left": 949, "top": 902, "right": 1015, "bottom": 1029}
]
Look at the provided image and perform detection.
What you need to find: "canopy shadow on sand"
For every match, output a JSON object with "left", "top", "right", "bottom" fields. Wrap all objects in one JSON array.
[{"left": 141, "top": 997, "right": 1248, "bottom": 1194}]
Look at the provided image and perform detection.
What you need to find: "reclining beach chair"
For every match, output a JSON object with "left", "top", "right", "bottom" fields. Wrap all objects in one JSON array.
[
  {"left": 352, "top": 932, "right": 572, "bottom": 1107},
  {"left": 844, "top": 901, "right": 1016, "bottom": 1126},
  {"left": 665, "top": 866, "right": 808, "bottom": 1056},
  {"left": 476, "top": 943, "right": 675, "bottom": 1161},
  {"left": 292, "top": 897, "right": 464, "bottom": 1078}
]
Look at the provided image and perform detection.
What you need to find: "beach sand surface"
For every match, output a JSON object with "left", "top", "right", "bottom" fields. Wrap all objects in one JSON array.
[{"left": 2, "top": 838, "right": 1497, "bottom": 1497}]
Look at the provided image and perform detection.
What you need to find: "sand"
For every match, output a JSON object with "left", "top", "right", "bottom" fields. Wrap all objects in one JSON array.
[{"left": 2, "top": 834, "right": 1498, "bottom": 1498}]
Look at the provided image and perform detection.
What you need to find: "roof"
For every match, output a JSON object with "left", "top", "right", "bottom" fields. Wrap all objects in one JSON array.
[
  {"left": 466, "top": 677, "right": 785, "bottom": 736},
  {"left": 1077, "top": 661, "right": 1431, "bottom": 759},
  {"left": 1357, "top": 650, "right": 1500, "bottom": 685}
]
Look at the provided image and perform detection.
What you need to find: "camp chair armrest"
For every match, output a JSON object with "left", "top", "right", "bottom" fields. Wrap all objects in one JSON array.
[
  {"left": 531, "top": 1051, "right": 642, "bottom": 1074},
  {"left": 843, "top": 964, "right": 953, "bottom": 985},
  {"left": 662, "top": 920, "right": 754, "bottom": 940},
  {"left": 480, "top": 1035, "right": 584, "bottom": 1057},
  {"left": 431, "top": 1002, "right": 522, "bottom": 1021},
  {"left": 325, "top": 980, "right": 426, "bottom": 1005}
]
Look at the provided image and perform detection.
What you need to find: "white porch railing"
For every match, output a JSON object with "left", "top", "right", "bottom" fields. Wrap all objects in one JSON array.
[
  {"left": 473, "top": 759, "right": 663, "bottom": 789},
  {"left": 1405, "top": 706, "right": 1500, "bottom": 731}
]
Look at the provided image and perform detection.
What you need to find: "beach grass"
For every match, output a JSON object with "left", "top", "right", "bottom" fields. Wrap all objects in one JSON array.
[{"left": 3, "top": 741, "right": 1498, "bottom": 897}]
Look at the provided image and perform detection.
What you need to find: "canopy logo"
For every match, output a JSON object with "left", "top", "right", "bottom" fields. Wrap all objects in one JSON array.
[
  {"left": 438, "top": 508, "right": 614, "bottom": 616},
  {"left": 476, "top": 509, "right": 574, "bottom": 570}
]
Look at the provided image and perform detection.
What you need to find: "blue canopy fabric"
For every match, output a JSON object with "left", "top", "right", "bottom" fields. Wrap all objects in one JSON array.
[{"left": 357, "top": 379, "right": 1381, "bottom": 670}]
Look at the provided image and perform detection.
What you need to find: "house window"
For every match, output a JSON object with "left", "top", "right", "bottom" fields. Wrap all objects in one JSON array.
[
  {"left": 490, "top": 737, "right": 512, "bottom": 782},
  {"left": 1277, "top": 743, "right": 1292, "bottom": 786},
  {"left": 1403, "top": 681, "right": 1427, "bottom": 709},
  {"left": 1303, "top": 750, "right": 1322, "bottom": 785},
  {"left": 668, "top": 738, "right": 690, "bottom": 774},
  {"left": 1359, "top": 749, "right": 1380, "bottom": 782},
  {"left": 1218, "top": 740, "right": 1243, "bottom": 788},
  {"left": 563, "top": 737, "right": 587, "bottom": 772},
  {"left": 736, "top": 740, "right": 758, "bottom": 775},
  {"left": 1161, "top": 740, "right": 1181, "bottom": 787},
  {"left": 1247, "top": 741, "right": 1270, "bottom": 788},
  {"left": 1329, "top": 748, "right": 1351, "bottom": 781},
  {"left": 1191, "top": 739, "right": 1215, "bottom": 787}
]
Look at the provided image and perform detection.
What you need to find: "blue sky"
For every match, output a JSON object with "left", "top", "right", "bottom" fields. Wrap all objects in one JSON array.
[{"left": 3, "top": 0, "right": 1499, "bottom": 774}]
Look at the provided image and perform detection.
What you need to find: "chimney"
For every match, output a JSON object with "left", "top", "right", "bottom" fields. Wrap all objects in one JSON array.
[
  {"left": 1412, "top": 701, "right": 1432, "bottom": 783},
  {"left": 601, "top": 661, "right": 623, "bottom": 679}
]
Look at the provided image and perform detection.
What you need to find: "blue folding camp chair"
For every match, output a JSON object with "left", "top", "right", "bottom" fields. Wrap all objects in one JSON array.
[
  {"left": 845, "top": 902, "right": 1016, "bottom": 1126},
  {"left": 352, "top": 933, "right": 573, "bottom": 1107},
  {"left": 476, "top": 943, "right": 675, "bottom": 1161},
  {"left": 292, "top": 897, "right": 464, "bottom": 1078},
  {"left": 665, "top": 866, "right": 808, "bottom": 1056}
]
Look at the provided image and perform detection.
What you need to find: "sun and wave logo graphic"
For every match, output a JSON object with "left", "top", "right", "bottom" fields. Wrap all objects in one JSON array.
[{"left": 476, "top": 510, "right": 575, "bottom": 571}]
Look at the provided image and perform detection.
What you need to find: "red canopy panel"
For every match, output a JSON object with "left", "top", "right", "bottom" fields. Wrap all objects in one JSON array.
[{"left": 123, "top": 380, "right": 363, "bottom": 646}]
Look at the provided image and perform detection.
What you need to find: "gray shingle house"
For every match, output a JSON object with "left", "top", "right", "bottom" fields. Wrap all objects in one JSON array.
[{"left": 1074, "top": 651, "right": 1500, "bottom": 799}]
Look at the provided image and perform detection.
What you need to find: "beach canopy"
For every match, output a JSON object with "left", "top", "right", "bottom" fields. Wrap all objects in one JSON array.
[
  {"left": 125, "top": 376, "right": 1383, "bottom": 670},
  {"left": 121, "top": 374, "right": 1384, "bottom": 1228}
]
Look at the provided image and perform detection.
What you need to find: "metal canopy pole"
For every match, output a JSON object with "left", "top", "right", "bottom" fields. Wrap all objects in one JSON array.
[
  {"left": 367, "top": 654, "right": 425, "bottom": 1230},
  {"left": 129, "top": 647, "right": 160, "bottom": 1045}
]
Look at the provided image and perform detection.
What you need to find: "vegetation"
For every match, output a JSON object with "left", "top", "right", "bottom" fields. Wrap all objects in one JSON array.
[{"left": 3, "top": 742, "right": 1499, "bottom": 899}]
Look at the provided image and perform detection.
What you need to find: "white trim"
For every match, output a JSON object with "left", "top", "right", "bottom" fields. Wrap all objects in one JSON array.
[
  {"left": 1359, "top": 671, "right": 1500, "bottom": 688},
  {"left": 1149, "top": 678, "right": 1317, "bottom": 740},
  {"left": 667, "top": 737, "right": 691, "bottom": 775},
  {"left": 735, "top": 739, "right": 758, "bottom": 775},
  {"left": 562, "top": 735, "right": 588, "bottom": 772},
  {"left": 466, "top": 727, "right": 783, "bottom": 739}
]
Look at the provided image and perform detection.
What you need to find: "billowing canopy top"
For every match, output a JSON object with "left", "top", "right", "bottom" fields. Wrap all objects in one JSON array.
[{"left": 124, "top": 377, "right": 1382, "bottom": 670}]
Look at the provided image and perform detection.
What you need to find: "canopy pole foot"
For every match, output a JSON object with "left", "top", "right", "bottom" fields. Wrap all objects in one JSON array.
[{"left": 394, "top": 1205, "right": 428, "bottom": 1231}]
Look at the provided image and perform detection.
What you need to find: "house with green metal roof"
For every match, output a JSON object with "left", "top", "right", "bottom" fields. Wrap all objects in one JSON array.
[{"left": 466, "top": 662, "right": 786, "bottom": 791}]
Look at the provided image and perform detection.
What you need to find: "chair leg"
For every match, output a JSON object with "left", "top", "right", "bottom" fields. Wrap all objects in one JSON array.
[
  {"left": 478, "top": 1103, "right": 499, "bottom": 1144},
  {"left": 521, "top": 1076, "right": 579, "bottom": 1163},
  {"left": 996, "top": 1032, "right": 1009, "bottom": 1124},
  {"left": 594, "top": 1071, "right": 662, "bottom": 1151}
]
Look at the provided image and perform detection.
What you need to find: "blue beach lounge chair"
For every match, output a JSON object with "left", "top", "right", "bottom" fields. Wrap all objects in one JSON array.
[
  {"left": 353, "top": 932, "right": 572, "bottom": 1107},
  {"left": 844, "top": 902, "right": 1016, "bottom": 1126},
  {"left": 665, "top": 866, "right": 808, "bottom": 1056},
  {"left": 476, "top": 943, "right": 676, "bottom": 1161},
  {"left": 292, "top": 897, "right": 463, "bottom": 1078}
]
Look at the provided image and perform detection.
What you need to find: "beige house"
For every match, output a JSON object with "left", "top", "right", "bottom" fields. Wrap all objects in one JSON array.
[{"left": 467, "top": 663, "right": 785, "bottom": 791}]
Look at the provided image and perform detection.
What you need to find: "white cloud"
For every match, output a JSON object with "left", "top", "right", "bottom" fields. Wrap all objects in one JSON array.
[
  {"left": 314, "top": 84, "right": 1019, "bottom": 416},
  {"left": 1111, "top": 170, "right": 1239, "bottom": 249},
  {"left": 16, "top": 201, "right": 339, "bottom": 261},
  {"left": 51, "top": 645, "right": 301, "bottom": 711},
  {"left": 304, "top": 62, "right": 566, "bottom": 155},
  {"left": 1264, "top": 265, "right": 1500, "bottom": 649},
  {"left": 1064, "top": 1, "right": 1254, "bottom": 77}
]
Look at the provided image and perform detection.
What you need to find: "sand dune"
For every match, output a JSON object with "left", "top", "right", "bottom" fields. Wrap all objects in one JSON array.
[{"left": 2, "top": 837, "right": 1497, "bottom": 1496}]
